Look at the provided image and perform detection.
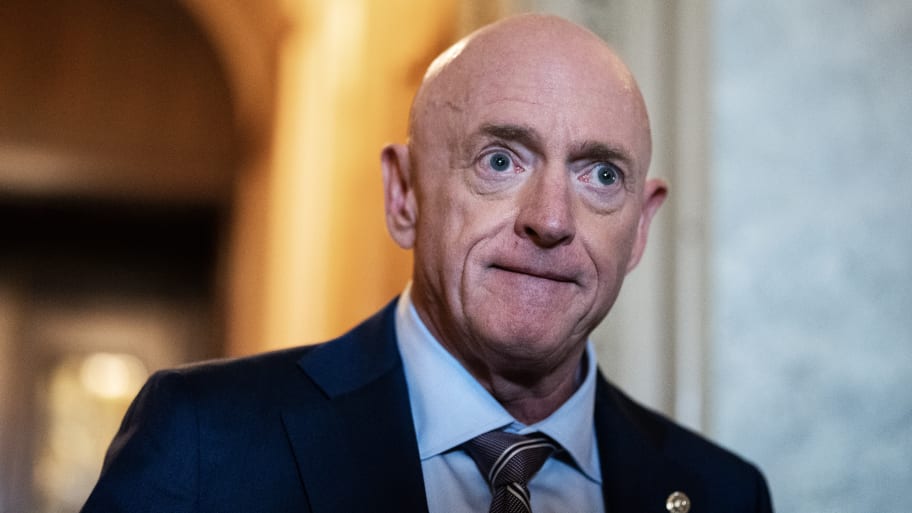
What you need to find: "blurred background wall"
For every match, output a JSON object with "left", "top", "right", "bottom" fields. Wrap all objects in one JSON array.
[
  {"left": 0, "top": 0, "right": 908, "bottom": 512},
  {"left": 710, "top": 0, "right": 912, "bottom": 511}
]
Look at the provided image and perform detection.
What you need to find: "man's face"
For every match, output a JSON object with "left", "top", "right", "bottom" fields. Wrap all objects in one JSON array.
[{"left": 385, "top": 23, "right": 664, "bottom": 377}]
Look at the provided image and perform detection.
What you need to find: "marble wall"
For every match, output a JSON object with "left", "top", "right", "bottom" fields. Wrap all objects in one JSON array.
[{"left": 710, "top": 1, "right": 912, "bottom": 511}]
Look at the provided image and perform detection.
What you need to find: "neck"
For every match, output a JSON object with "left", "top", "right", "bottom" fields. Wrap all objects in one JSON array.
[
  {"left": 407, "top": 285, "right": 589, "bottom": 425},
  {"left": 463, "top": 344, "right": 588, "bottom": 425},
  {"left": 493, "top": 366, "right": 584, "bottom": 424}
]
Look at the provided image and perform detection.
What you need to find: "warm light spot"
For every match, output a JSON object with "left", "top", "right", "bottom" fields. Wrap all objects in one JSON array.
[
  {"left": 79, "top": 352, "right": 148, "bottom": 400},
  {"left": 36, "top": 352, "right": 151, "bottom": 508}
]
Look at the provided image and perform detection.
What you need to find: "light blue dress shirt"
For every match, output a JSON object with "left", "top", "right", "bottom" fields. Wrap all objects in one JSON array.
[{"left": 395, "top": 286, "right": 605, "bottom": 513}]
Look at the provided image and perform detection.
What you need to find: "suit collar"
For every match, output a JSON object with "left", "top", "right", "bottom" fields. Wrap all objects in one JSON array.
[
  {"left": 296, "top": 299, "right": 403, "bottom": 397},
  {"left": 282, "top": 299, "right": 430, "bottom": 512}
]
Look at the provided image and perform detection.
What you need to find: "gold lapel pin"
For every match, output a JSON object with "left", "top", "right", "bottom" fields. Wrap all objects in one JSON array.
[{"left": 666, "top": 491, "right": 690, "bottom": 513}]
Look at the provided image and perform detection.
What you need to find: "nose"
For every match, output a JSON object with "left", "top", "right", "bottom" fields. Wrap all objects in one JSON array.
[{"left": 514, "top": 167, "right": 576, "bottom": 248}]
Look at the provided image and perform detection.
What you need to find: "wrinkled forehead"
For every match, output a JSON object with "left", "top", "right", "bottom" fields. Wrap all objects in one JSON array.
[{"left": 410, "top": 22, "right": 652, "bottom": 173}]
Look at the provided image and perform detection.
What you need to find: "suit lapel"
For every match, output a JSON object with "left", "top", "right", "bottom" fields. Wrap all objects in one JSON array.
[
  {"left": 594, "top": 374, "right": 705, "bottom": 513},
  {"left": 281, "top": 301, "right": 429, "bottom": 513}
]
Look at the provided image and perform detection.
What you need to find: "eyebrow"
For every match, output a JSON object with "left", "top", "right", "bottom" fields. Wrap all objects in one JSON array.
[
  {"left": 476, "top": 123, "right": 544, "bottom": 153},
  {"left": 569, "top": 140, "right": 636, "bottom": 173}
]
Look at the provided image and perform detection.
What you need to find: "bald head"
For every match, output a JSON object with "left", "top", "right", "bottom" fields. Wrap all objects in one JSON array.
[{"left": 408, "top": 14, "right": 652, "bottom": 177}]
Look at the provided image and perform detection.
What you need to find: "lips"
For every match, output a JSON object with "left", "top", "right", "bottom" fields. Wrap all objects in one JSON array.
[{"left": 489, "top": 262, "right": 578, "bottom": 284}]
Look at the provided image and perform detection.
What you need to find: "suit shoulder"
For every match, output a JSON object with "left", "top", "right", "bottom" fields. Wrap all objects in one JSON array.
[
  {"left": 169, "top": 344, "right": 316, "bottom": 381},
  {"left": 140, "top": 344, "right": 323, "bottom": 414},
  {"left": 155, "top": 298, "right": 399, "bottom": 398},
  {"left": 597, "top": 375, "right": 772, "bottom": 507}
]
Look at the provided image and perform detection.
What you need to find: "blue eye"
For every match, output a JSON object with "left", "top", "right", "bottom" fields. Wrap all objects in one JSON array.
[
  {"left": 488, "top": 152, "right": 512, "bottom": 172},
  {"left": 594, "top": 163, "right": 620, "bottom": 186}
]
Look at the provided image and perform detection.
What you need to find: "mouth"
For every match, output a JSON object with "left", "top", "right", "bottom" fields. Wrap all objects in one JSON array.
[{"left": 490, "top": 263, "right": 577, "bottom": 284}]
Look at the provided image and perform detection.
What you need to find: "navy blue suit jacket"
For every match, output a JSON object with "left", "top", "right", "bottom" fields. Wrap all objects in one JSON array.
[{"left": 82, "top": 300, "right": 773, "bottom": 512}]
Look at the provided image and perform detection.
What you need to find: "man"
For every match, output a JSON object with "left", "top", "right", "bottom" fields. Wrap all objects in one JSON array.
[{"left": 83, "top": 14, "right": 772, "bottom": 513}]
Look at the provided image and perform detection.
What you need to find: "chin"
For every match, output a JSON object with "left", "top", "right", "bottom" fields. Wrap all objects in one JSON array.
[
  {"left": 467, "top": 289, "right": 586, "bottom": 333},
  {"left": 479, "top": 321, "right": 578, "bottom": 358}
]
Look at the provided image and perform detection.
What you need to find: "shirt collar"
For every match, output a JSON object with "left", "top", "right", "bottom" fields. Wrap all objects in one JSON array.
[{"left": 395, "top": 284, "right": 601, "bottom": 483}]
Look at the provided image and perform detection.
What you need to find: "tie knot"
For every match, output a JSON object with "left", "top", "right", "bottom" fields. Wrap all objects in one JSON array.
[{"left": 463, "top": 430, "right": 558, "bottom": 488}]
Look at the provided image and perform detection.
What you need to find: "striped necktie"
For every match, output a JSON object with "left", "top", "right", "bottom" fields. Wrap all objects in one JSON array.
[{"left": 463, "top": 430, "right": 558, "bottom": 513}]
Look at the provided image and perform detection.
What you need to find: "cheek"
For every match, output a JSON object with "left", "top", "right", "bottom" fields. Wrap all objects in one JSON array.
[
  {"left": 413, "top": 190, "right": 490, "bottom": 278},
  {"left": 424, "top": 183, "right": 514, "bottom": 247},
  {"left": 585, "top": 214, "right": 641, "bottom": 291}
]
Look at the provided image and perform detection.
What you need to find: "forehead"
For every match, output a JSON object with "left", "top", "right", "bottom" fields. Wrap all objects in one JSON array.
[{"left": 431, "top": 37, "right": 651, "bottom": 171}]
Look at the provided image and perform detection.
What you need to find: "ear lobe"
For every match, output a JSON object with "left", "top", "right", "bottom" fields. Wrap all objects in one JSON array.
[
  {"left": 381, "top": 143, "right": 418, "bottom": 249},
  {"left": 625, "top": 177, "right": 668, "bottom": 273}
]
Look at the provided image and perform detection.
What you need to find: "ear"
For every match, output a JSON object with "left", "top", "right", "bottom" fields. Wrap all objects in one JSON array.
[
  {"left": 381, "top": 143, "right": 418, "bottom": 249},
  {"left": 625, "top": 177, "right": 668, "bottom": 273}
]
